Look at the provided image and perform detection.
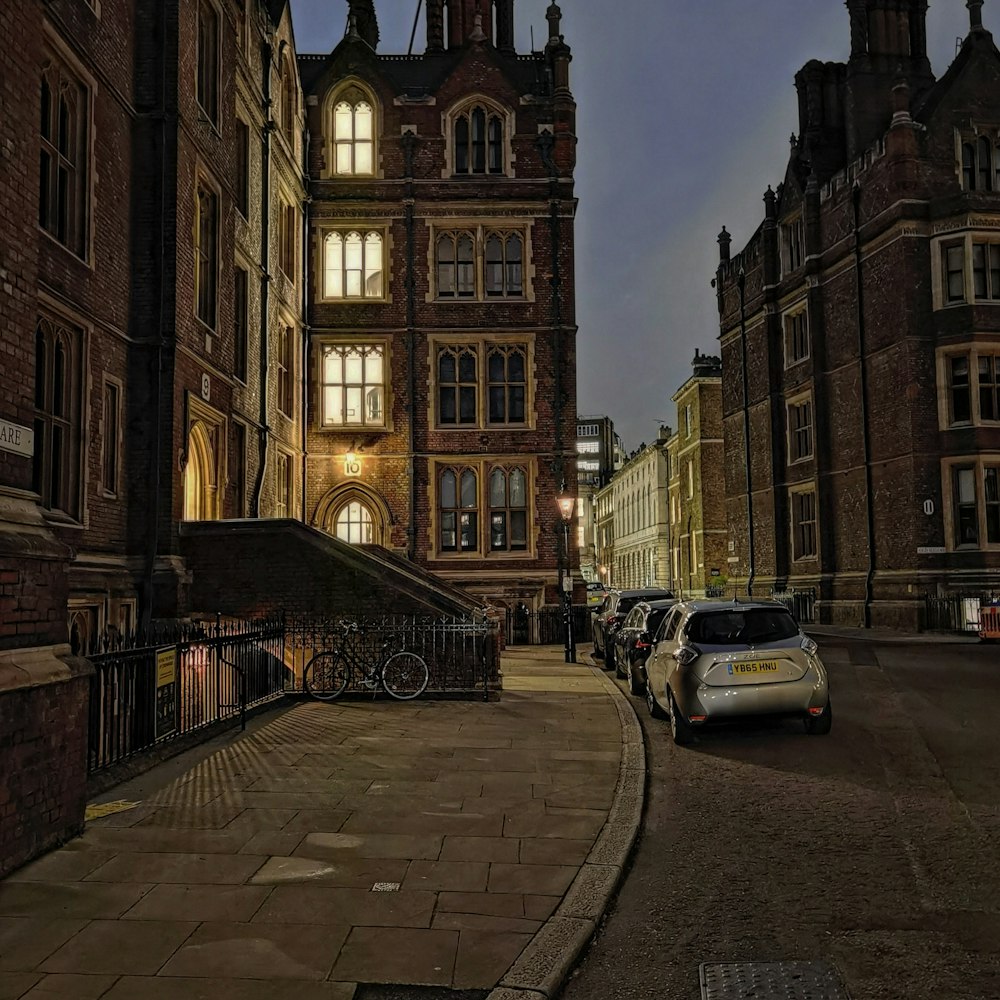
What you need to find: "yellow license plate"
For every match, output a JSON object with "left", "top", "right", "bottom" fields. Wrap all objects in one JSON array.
[{"left": 727, "top": 660, "right": 780, "bottom": 675}]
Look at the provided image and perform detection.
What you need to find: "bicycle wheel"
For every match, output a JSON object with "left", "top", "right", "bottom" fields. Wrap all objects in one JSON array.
[
  {"left": 303, "top": 651, "right": 350, "bottom": 701},
  {"left": 381, "top": 651, "right": 429, "bottom": 701}
]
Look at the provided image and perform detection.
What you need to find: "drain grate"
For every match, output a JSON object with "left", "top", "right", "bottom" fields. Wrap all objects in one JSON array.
[{"left": 700, "top": 961, "right": 851, "bottom": 1000}]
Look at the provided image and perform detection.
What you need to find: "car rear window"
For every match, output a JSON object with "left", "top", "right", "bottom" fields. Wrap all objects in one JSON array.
[
  {"left": 646, "top": 608, "right": 670, "bottom": 634},
  {"left": 686, "top": 609, "right": 799, "bottom": 645}
]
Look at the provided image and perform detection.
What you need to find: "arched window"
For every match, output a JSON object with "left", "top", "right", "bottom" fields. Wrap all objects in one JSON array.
[
  {"left": 321, "top": 343, "right": 385, "bottom": 427},
  {"left": 487, "top": 346, "right": 526, "bottom": 424},
  {"left": 333, "top": 98, "right": 374, "bottom": 175},
  {"left": 336, "top": 500, "right": 374, "bottom": 544},
  {"left": 489, "top": 467, "right": 527, "bottom": 551},
  {"left": 484, "top": 232, "right": 523, "bottom": 297},
  {"left": 453, "top": 103, "right": 505, "bottom": 175},
  {"left": 323, "top": 230, "right": 383, "bottom": 298},
  {"left": 436, "top": 232, "right": 475, "bottom": 298},
  {"left": 440, "top": 468, "right": 478, "bottom": 551},
  {"left": 438, "top": 346, "right": 478, "bottom": 424}
]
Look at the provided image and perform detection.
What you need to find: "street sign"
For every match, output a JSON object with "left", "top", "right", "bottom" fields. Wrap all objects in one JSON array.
[{"left": 0, "top": 419, "right": 34, "bottom": 459}]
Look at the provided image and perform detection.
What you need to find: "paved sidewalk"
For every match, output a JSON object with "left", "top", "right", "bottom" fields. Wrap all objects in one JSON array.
[{"left": 0, "top": 647, "right": 643, "bottom": 1000}]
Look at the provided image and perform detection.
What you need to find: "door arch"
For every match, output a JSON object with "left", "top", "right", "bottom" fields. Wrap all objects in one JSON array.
[
  {"left": 183, "top": 420, "right": 217, "bottom": 520},
  {"left": 315, "top": 483, "right": 392, "bottom": 546}
]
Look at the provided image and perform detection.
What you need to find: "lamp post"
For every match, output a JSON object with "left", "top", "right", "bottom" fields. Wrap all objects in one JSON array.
[{"left": 557, "top": 489, "right": 576, "bottom": 663}]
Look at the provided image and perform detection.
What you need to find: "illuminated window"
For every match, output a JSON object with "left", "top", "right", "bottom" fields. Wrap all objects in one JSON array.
[
  {"left": 323, "top": 230, "right": 383, "bottom": 299},
  {"left": 320, "top": 343, "right": 385, "bottom": 427},
  {"left": 336, "top": 500, "right": 374, "bottom": 544},
  {"left": 333, "top": 99, "right": 374, "bottom": 175}
]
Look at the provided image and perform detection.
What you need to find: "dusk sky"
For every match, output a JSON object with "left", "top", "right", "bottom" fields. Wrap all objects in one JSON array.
[{"left": 290, "top": 0, "right": 978, "bottom": 451}]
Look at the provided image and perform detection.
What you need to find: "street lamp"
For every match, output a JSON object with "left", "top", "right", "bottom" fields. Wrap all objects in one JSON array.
[{"left": 557, "top": 487, "right": 576, "bottom": 663}]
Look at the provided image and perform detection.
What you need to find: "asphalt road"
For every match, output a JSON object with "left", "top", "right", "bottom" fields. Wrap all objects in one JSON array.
[{"left": 561, "top": 639, "right": 1000, "bottom": 1000}]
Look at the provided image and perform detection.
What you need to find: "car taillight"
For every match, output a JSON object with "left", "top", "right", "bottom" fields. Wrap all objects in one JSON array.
[
  {"left": 801, "top": 636, "right": 819, "bottom": 656},
  {"left": 673, "top": 645, "right": 698, "bottom": 666},
  {"left": 635, "top": 640, "right": 652, "bottom": 649}
]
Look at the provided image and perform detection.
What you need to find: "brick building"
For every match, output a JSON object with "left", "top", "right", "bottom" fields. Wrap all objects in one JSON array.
[
  {"left": 298, "top": 0, "right": 579, "bottom": 612},
  {"left": 666, "top": 351, "right": 727, "bottom": 597},
  {"left": 716, "top": 0, "right": 1000, "bottom": 628},
  {"left": 0, "top": 0, "right": 308, "bottom": 874}
]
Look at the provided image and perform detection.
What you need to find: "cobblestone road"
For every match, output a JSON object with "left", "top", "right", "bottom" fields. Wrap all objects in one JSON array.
[{"left": 561, "top": 639, "right": 1000, "bottom": 1000}]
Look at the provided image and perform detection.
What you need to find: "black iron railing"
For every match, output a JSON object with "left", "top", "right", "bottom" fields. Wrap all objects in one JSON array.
[
  {"left": 924, "top": 594, "right": 996, "bottom": 633},
  {"left": 770, "top": 588, "right": 817, "bottom": 625},
  {"left": 86, "top": 615, "right": 287, "bottom": 774},
  {"left": 504, "top": 606, "right": 593, "bottom": 646},
  {"left": 283, "top": 614, "right": 499, "bottom": 699}
]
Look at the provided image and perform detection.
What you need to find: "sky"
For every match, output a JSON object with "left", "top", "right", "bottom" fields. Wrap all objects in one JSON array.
[{"left": 289, "top": 0, "right": 980, "bottom": 451}]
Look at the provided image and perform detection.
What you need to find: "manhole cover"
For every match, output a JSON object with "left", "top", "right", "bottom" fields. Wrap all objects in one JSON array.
[{"left": 700, "top": 961, "right": 851, "bottom": 1000}]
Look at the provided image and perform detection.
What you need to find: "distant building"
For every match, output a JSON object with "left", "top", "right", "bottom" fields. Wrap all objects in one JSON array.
[
  {"left": 716, "top": 0, "right": 1000, "bottom": 628},
  {"left": 576, "top": 415, "right": 618, "bottom": 580},
  {"left": 666, "top": 352, "right": 727, "bottom": 597},
  {"left": 609, "top": 430, "right": 671, "bottom": 589}
]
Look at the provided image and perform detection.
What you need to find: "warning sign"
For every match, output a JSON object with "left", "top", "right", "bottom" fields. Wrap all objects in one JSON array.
[{"left": 155, "top": 647, "right": 178, "bottom": 739}]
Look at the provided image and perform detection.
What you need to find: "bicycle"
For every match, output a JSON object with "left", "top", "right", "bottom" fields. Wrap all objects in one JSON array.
[{"left": 303, "top": 622, "right": 429, "bottom": 702}]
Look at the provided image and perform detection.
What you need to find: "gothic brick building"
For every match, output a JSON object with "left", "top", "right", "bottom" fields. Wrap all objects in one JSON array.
[
  {"left": 716, "top": 0, "right": 1000, "bottom": 628},
  {"left": 298, "top": 0, "right": 579, "bottom": 611}
]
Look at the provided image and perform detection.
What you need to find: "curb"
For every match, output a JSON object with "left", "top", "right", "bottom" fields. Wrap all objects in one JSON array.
[{"left": 485, "top": 655, "right": 645, "bottom": 1000}]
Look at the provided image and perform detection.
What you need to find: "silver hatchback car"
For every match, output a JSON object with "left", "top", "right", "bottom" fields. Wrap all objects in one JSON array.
[{"left": 644, "top": 599, "right": 831, "bottom": 745}]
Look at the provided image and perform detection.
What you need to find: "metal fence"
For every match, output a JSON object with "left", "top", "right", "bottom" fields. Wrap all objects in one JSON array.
[
  {"left": 284, "top": 614, "right": 499, "bottom": 699},
  {"left": 770, "top": 588, "right": 817, "bottom": 625},
  {"left": 87, "top": 615, "right": 286, "bottom": 773},
  {"left": 503, "top": 606, "right": 593, "bottom": 646},
  {"left": 923, "top": 594, "right": 996, "bottom": 633}
]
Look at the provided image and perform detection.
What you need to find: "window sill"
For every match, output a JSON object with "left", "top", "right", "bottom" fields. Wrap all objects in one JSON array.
[
  {"left": 434, "top": 297, "right": 528, "bottom": 304},
  {"left": 42, "top": 509, "right": 84, "bottom": 530},
  {"left": 320, "top": 298, "right": 388, "bottom": 305},
  {"left": 784, "top": 356, "right": 811, "bottom": 369},
  {"left": 317, "top": 424, "right": 391, "bottom": 434}
]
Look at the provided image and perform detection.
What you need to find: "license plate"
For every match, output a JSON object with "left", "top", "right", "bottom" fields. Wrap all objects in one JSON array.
[{"left": 727, "top": 660, "right": 780, "bottom": 675}]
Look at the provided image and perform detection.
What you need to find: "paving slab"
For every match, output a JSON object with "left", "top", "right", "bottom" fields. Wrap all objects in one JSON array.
[
  {"left": 39, "top": 919, "right": 198, "bottom": 976},
  {"left": 0, "top": 646, "right": 644, "bottom": 996},
  {"left": 16, "top": 973, "right": 118, "bottom": 998},
  {"left": 158, "top": 922, "right": 348, "bottom": 980}
]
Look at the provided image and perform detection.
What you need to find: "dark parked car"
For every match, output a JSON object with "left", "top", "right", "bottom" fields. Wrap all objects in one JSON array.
[
  {"left": 611, "top": 599, "right": 677, "bottom": 693},
  {"left": 592, "top": 588, "right": 675, "bottom": 672}
]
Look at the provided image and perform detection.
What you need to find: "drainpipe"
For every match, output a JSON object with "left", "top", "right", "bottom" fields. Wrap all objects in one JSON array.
[
  {"left": 538, "top": 130, "right": 566, "bottom": 594},
  {"left": 143, "top": 0, "right": 174, "bottom": 628},
  {"left": 251, "top": 40, "right": 274, "bottom": 516},
  {"left": 737, "top": 267, "right": 755, "bottom": 597},
  {"left": 402, "top": 130, "right": 419, "bottom": 560},
  {"left": 852, "top": 181, "right": 876, "bottom": 628},
  {"left": 300, "top": 126, "right": 310, "bottom": 524}
]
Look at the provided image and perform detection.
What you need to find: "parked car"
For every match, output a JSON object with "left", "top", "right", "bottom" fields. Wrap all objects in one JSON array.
[
  {"left": 643, "top": 598, "right": 831, "bottom": 745},
  {"left": 592, "top": 588, "right": 675, "bottom": 671},
  {"left": 611, "top": 599, "right": 677, "bottom": 693},
  {"left": 586, "top": 582, "right": 608, "bottom": 608}
]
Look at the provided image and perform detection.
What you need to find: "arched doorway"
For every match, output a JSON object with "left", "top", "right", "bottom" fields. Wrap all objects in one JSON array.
[{"left": 183, "top": 420, "right": 217, "bottom": 520}]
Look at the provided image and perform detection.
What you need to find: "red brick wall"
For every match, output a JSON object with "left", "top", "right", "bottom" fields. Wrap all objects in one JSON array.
[{"left": 0, "top": 667, "right": 91, "bottom": 878}]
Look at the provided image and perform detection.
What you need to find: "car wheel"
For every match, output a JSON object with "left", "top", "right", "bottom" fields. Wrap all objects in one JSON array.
[
  {"left": 645, "top": 678, "right": 666, "bottom": 719},
  {"left": 667, "top": 692, "right": 694, "bottom": 746},
  {"left": 804, "top": 700, "right": 833, "bottom": 735},
  {"left": 628, "top": 661, "right": 644, "bottom": 697},
  {"left": 614, "top": 649, "right": 626, "bottom": 679}
]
